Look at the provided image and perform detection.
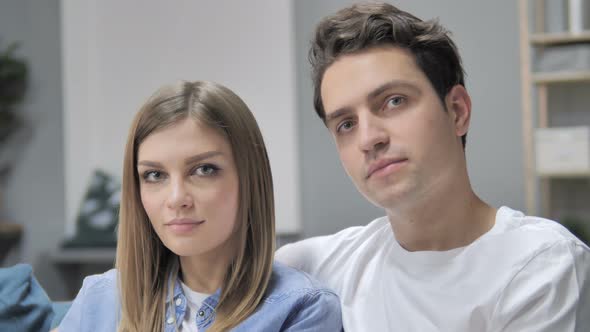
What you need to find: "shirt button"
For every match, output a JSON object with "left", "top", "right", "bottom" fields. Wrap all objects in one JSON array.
[
  {"left": 166, "top": 317, "right": 174, "bottom": 325},
  {"left": 198, "top": 310, "right": 205, "bottom": 317},
  {"left": 175, "top": 298, "right": 182, "bottom": 306}
]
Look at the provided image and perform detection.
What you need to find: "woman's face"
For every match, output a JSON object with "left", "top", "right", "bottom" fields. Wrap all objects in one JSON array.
[{"left": 137, "top": 117, "right": 239, "bottom": 259}]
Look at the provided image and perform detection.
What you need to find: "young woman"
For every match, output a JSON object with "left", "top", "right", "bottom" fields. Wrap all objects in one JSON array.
[{"left": 57, "top": 81, "right": 342, "bottom": 332}]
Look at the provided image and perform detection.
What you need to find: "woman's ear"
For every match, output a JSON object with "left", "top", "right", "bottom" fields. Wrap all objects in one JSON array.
[{"left": 445, "top": 84, "right": 471, "bottom": 138}]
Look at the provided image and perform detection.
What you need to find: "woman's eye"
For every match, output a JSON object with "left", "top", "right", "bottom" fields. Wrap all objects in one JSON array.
[
  {"left": 195, "top": 164, "right": 219, "bottom": 176},
  {"left": 143, "top": 170, "right": 163, "bottom": 182}
]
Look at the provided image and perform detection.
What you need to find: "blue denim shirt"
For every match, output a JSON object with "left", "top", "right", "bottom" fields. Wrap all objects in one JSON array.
[{"left": 58, "top": 262, "right": 342, "bottom": 331}]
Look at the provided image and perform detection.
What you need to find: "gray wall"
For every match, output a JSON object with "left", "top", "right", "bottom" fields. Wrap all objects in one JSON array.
[
  {"left": 294, "top": 0, "right": 525, "bottom": 237},
  {"left": 0, "top": 0, "right": 67, "bottom": 299}
]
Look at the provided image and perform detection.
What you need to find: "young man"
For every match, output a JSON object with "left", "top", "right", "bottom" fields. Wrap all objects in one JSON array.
[{"left": 276, "top": 3, "right": 590, "bottom": 331}]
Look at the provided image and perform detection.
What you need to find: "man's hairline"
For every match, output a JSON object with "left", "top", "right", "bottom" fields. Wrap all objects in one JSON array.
[{"left": 316, "top": 44, "right": 447, "bottom": 123}]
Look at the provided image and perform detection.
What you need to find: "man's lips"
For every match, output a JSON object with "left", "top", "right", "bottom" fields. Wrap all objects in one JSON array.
[{"left": 366, "top": 158, "right": 408, "bottom": 179}]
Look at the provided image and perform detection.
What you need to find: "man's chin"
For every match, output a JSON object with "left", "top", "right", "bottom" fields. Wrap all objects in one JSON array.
[{"left": 363, "top": 186, "right": 413, "bottom": 210}]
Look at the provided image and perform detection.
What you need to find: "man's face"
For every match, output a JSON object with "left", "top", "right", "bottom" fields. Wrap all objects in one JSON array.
[{"left": 320, "top": 47, "right": 469, "bottom": 209}]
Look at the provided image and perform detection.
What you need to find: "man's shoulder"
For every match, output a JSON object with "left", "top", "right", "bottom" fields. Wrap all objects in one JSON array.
[
  {"left": 488, "top": 208, "right": 590, "bottom": 330},
  {"left": 488, "top": 206, "right": 590, "bottom": 283},
  {"left": 494, "top": 206, "right": 588, "bottom": 252}
]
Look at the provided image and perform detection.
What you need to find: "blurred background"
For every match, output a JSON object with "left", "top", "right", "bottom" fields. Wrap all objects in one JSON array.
[{"left": 0, "top": 0, "right": 588, "bottom": 302}]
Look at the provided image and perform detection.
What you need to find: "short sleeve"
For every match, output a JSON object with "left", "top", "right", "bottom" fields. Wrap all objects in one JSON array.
[
  {"left": 276, "top": 237, "right": 328, "bottom": 275},
  {"left": 490, "top": 240, "right": 590, "bottom": 332}
]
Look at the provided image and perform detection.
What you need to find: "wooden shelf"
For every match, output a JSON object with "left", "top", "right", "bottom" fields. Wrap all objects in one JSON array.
[
  {"left": 531, "top": 31, "right": 590, "bottom": 45},
  {"left": 51, "top": 248, "right": 116, "bottom": 299},
  {"left": 538, "top": 171, "right": 590, "bottom": 178},
  {"left": 0, "top": 222, "right": 23, "bottom": 233},
  {"left": 50, "top": 248, "right": 116, "bottom": 264},
  {"left": 533, "top": 71, "right": 590, "bottom": 84},
  {"left": 0, "top": 223, "right": 23, "bottom": 264}
]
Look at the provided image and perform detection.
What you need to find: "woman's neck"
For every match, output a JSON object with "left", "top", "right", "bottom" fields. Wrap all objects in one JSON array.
[{"left": 178, "top": 241, "right": 235, "bottom": 294}]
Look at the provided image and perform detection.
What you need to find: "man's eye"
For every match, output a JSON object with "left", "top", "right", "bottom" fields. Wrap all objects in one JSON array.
[
  {"left": 336, "top": 120, "right": 354, "bottom": 133},
  {"left": 386, "top": 96, "right": 406, "bottom": 108}
]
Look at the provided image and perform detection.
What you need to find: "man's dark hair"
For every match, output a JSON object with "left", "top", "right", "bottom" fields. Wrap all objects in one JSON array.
[{"left": 310, "top": 2, "right": 467, "bottom": 147}]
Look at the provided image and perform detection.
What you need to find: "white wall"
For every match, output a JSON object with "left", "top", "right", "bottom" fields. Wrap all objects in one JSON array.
[{"left": 61, "top": 0, "right": 300, "bottom": 235}]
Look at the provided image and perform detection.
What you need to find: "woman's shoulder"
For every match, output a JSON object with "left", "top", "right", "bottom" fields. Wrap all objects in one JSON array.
[
  {"left": 243, "top": 262, "right": 342, "bottom": 331},
  {"left": 79, "top": 269, "right": 118, "bottom": 295},
  {"left": 58, "top": 269, "right": 120, "bottom": 331},
  {"left": 264, "top": 261, "right": 338, "bottom": 303}
]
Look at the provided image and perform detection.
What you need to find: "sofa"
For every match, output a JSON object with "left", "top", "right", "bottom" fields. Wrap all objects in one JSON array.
[{"left": 0, "top": 264, "right": 71, "bottom": 331}]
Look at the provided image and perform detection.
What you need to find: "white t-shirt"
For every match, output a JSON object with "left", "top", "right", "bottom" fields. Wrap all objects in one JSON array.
[
  {"left": 179, "top": 281, "right": 210, "bottom": 332},
  {"left": 276, "top": 206, "right": 590, "bottom": 332}
]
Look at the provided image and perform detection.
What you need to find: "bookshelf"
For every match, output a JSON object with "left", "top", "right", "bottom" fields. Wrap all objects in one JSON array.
[{"left": 519, "top": 0, "right": 590, "bottom": 218}]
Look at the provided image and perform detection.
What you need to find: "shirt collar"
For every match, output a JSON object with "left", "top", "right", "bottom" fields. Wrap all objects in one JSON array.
[{"left": 164, "top": 260, "right": 222, "bottom": 306}]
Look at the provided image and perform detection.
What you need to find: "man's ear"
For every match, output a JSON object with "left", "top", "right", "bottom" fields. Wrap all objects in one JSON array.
[{"left": 445, "top": 84, "right": 471, "bottom": 138}]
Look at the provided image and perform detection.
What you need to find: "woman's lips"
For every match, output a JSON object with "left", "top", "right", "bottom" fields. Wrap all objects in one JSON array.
[{"left": 166, "top": 218, "right": 205, "bottom": 234}]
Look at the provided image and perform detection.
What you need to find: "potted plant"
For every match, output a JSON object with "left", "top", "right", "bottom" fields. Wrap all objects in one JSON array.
[
  {"left": 0, "top": 41, "right": 29, "bottom": 264},
  {"left": 0, "top": 41, "right": 28, "bottom": 183},
  {"left": 561, "top": 216, "right": 590, "bottom": 246}
]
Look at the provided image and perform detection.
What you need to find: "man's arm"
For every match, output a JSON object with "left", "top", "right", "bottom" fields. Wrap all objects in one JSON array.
[
  {"left": 490, "top": 240, "right": 590, "bottom": 332},
  {"left": 275, "top": 242, "right": 307, "bottom": 270},
  {"left": 276, "top": 237, "right": 328, "bottom": 274}
]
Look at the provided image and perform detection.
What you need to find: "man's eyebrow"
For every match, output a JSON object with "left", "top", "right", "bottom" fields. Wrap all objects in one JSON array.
[
  {"left": 324, "top": 80, "right": 420, "bottom": 125},
  {"left": 325, "top": 106, "right": 353, "bottom": 124},
  {"left": 367, "top": 80, "right": 420, "bottom": 101}
]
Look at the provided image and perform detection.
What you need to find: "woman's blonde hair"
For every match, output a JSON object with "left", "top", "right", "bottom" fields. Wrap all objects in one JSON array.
[{"left": 115, "top": 81, "right": 275, "bottom": 331}]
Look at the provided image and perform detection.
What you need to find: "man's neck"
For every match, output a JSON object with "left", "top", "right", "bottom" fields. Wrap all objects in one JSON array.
[{"left": 386, "top": 178, "right": 496, "bottom": 252}]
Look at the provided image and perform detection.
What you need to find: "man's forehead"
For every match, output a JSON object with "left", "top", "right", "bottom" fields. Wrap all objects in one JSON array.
[
  {"left": 323, "top": 47, "right": 418, "bottom": 77},
  {"left": 321, "top": 49, "right": 424, "bottom": 103}
]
